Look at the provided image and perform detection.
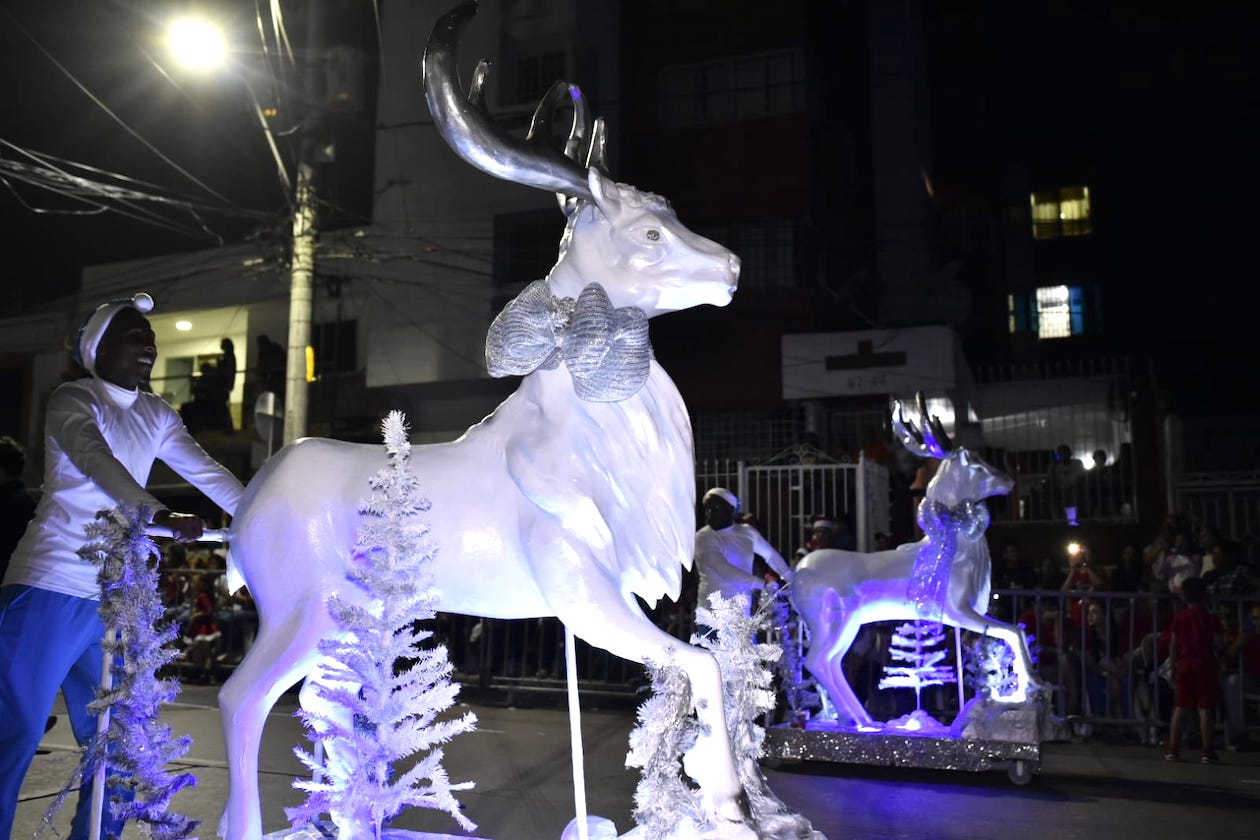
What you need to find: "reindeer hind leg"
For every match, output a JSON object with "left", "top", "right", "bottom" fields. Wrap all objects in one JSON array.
[
  {"left": 802, "top": 598, "right": 873, "bottom": 728},
  {"left": 218, "top": 602, "right": 339, "bottom": 839}
]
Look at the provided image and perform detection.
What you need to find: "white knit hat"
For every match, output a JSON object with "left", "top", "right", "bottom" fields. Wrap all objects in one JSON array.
[
  {"left": 703, "top": 487, "right": 739, "bottom": 510},
  {"left": 74, "top": 293, "right": 154, "bottom": 376}
]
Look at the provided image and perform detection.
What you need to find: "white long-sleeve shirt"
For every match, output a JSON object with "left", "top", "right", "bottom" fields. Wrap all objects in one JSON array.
[
  {"left": 694, "top": 522, "right": 792, "bottom": 606},
  {"left": 3, "top": 377, "right": 244, "bottom": 599}
]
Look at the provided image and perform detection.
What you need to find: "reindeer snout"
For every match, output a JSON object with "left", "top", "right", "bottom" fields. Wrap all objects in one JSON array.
[{"left": 991, "top": 472, "right": 1016, "bottom": 496}]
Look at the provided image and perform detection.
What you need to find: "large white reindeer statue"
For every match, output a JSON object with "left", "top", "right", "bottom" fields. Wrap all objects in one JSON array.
[
  {"left": 217, "top": 3, "right": 755, "bottom": 839},
  {"left": 791, "top": 395, "right": 1039, "bottom": 729}
]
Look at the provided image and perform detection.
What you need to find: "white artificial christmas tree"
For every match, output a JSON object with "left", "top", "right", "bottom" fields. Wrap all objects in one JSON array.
[
  {"left": 44, "top": 505, "right": 198, "bottom": 840},
  {"left": 964, "top": 625, "right": 1037, "bottom": 702},
  {"left": 764, "top": 586, "right": 820, "bottom": 724},
  {"left": 878, "top": 620, "right": 958, "bottom": 714},
  {"left": 691, "top": 593, "right": 826, "bottom": 840},
  {"left": 623, "top": 654, "right": 706, "bottom": 837},
  {"left": 289, "top": 411, "right": 476, "bottom": 838}
]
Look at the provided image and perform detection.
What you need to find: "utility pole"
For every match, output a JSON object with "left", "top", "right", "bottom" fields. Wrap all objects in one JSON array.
[
  {"left": 283, "top": 161, "right": 316, "bottom": 444},
  {"left": 282, "top": 0, "right": 325, "bottom": 444}
]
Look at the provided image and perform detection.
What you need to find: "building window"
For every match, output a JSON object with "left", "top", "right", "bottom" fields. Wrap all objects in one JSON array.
[
  {"left": 1034, "top": 285, "right": 1085, "bottom": 339},
  {"left": 1007, "top": 294, "right": 1030, "bottom": 334},
  {"left": 311, "top": 320, "right": 357, "bottom": 376},
  {"left": 1030, "top": 186, "right": 1091, "bottom": 239},
  {"left": 1010, "top": 287, "right": 1095, "bottom": 338},
  {"left": 659, "top": 49, "right": 806, "bottom": 129},
  {"left": 493, "top": 210, "right": 568, "bottom": 312},
  {"left": 692, "top": 405, "right": 807, "bottom": 462},
  {"left": 507, "top": 52, "right": 566, "bottom": 106}
]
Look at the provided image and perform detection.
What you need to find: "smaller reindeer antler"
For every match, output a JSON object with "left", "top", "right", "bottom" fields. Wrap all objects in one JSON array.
[{"left": 892, "top": 392, "right": 953, "bottom": 459}]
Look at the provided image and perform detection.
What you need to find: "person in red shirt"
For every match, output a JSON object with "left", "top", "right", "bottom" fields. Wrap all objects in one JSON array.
[{"left": 1164, "top": 577, "right": 1223, "bottom": 763}]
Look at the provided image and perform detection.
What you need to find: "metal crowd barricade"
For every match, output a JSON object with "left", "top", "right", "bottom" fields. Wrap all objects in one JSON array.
[
  {"left": 155, "top": 562, "right": 1260, "bottom": 740},
  {"left": 990, "top": 588, "right": 1260, "bottom": 743},
  {"left": 439, "top": 614, "right": 647, "bottom": 700}
]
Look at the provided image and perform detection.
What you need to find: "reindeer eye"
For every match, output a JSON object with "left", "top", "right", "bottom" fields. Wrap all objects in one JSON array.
[{"left": 645, "top": 229, "right": 660, "bottom": 242}]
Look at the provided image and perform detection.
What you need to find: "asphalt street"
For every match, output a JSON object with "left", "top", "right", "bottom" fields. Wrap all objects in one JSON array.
[{"left": 15, "top": 683, "right": 1260, "bottom": 839}]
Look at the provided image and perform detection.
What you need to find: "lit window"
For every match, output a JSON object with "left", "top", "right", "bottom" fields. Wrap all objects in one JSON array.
[
  {"left": 1035, "top": 285, "right": 1085, "bottom": 339},
  {"left": 1030, "top": 186, "right": 1092, "bottom": 239}
]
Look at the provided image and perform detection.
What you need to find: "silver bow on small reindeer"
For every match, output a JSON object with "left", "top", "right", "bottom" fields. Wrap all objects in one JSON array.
[
  {"left": 485, "top": 280, "right": 651, "bottom": 402},
  {"left": 909, "top": 498, "right": 990, "bottom": 620}
]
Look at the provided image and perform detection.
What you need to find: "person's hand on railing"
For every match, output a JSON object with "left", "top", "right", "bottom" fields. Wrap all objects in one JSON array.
[{"left": 151, "top": 509, "right": 205, "bottom": 543}]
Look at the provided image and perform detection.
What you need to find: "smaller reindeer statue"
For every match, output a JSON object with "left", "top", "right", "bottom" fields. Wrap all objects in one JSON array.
[{"left": 791, "top": 394, "right": 1038, "bottom": 728}]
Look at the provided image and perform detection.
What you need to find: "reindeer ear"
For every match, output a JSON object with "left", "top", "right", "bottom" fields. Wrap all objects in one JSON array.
[{"left": 587, "top": 167, "right": 620, "bottom": 217}]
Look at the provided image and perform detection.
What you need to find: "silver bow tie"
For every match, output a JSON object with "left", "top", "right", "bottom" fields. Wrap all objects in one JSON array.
[{"left": 485, "top": 280, "right": 651, "bottom": 402}]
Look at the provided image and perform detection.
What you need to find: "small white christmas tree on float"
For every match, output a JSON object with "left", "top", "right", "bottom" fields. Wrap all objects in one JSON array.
[
  {"left": 764, "top": 587, "right": 820, "bottom": 726},
  {"left": 963, "top": 625, "right": 1037, "bottom": 703},
  {"left": 952, "top": 625, "right": 1059, "bottom": 744},
  {"left": 288, "top": 411, "right": 477, "bottom": 839},
  {"left": 877, "top": 620, "right": 958, "bottom": 734}
]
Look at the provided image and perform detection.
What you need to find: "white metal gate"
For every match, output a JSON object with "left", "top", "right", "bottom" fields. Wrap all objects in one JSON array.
[{"left": 696, "top": 456, "right": 889, "bottom": 560}]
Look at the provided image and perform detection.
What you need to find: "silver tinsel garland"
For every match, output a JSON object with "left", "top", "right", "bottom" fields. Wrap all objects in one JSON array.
[{"left": 38, "top": 505, "right": 197, "bottom": 840}]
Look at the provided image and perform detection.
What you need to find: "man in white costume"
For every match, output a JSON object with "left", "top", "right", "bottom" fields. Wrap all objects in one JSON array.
[
  {"left": 0, "top": 293, "right": 244, "bottom": 840},
  {"left": 694, "top": 487, "right": 792, "bottom": 617}
]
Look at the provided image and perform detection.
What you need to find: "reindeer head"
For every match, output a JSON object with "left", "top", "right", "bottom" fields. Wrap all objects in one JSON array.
[
  {"left": 893, "top": 393, "right": 1015, "bottom": 509},
  {"left": 423, "top": 1, "right": 739, "bottom": 318}
]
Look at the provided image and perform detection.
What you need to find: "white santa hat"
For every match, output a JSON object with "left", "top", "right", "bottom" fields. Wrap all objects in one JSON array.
[
  {"left": 74, "top": 292, "right": 154, "bottom": 376},
  {"left": 703, "top": 487, "right": 739, "bottom": 510}
]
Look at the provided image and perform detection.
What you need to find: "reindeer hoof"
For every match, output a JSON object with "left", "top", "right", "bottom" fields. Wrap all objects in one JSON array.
[
  {"left": 562, "top": 815, "right": 619, "bottom": 839},
  {"left": 701, "top": 819, "right": 759, "bottom": 840}
]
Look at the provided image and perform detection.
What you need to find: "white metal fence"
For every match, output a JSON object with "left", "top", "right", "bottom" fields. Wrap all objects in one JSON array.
[
  {"left": 1176, "top": 473, "right": 1260, "bottom": 552},
  {"left": 696, "top": 455, "right": 890, "bottom": 559}
]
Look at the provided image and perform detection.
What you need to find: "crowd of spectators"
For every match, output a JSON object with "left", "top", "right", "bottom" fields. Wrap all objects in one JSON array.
[
  {"left": 157, "top": 542, "right": 257, "bottom": 684},
  {"left": 988, "top": 512, "right": 1260, "bottom": 751}
]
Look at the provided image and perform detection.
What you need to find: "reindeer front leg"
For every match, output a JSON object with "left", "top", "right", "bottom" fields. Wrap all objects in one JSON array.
[
  {"left": 674, "top": 644, "right": 754, "bottom": 830},
  {"left": 529, "top": 523, "right": 754, "bottom": 838},
  {"left": 951, "top": 607, "right": 1039, "bottom": 702}
]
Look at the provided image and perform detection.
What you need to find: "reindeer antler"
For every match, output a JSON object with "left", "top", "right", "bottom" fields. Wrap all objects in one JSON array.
[
  {"left": 423, "top": 1, "right": 598, "bottom": 200},
  {"left": 892, "top": 392, "right": 953, "bottom": 459},
  {"left": 549, "top": 83, "right": 608, "bottom": 214}
]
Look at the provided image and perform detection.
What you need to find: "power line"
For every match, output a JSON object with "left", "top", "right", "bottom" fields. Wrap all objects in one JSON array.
[
  {"left": 1, "top": 5, "right": 232, "bottom": 206},
  {"left": 270, "top": 0, "right": 297, "bottom": 68},
  {"left": 0, "top": 139, "right": 280, "bottom": 239},
  {"left": 1, "top": 164, "right": 219, "bottom": 241}
]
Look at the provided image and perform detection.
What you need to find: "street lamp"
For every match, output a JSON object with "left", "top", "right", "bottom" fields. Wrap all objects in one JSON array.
[{"left": 165, "top": 16, "right": 228, "bottom": 72}]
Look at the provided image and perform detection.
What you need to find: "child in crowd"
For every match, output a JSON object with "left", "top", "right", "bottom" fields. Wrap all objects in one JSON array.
[
  {"left": 183, "top": 573, "right": 222, "bottom": 684},
  {"left": 1164, "top": 576, "right": 1223, "bottom": 763}
]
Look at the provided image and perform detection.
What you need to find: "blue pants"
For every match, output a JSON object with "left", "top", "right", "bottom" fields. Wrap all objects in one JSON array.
[{"left": 0, "top": 584, "right": 125, "bottom": 840}]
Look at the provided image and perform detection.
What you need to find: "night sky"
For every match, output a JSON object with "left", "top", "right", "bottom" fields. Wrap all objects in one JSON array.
[
  {"left": 0, "top": 0, "right": 375, "bottom": 305},
  {"left": 2, "top": 0, "right": 1256, "bottom": 412},
  {"left": 920, "top": 0, "right": 1260, "bottom": 411}
]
